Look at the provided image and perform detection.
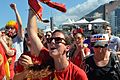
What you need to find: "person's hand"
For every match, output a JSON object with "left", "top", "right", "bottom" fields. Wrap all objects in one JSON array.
[
  {"left": 83, "top": 43, "right": 88, "bottom": 48},
  {"left": 10, "top": 3, "right": 16, "bottom": 10},
  {"left": 19, "top": 54, "right": 33, "bottom": 69}
]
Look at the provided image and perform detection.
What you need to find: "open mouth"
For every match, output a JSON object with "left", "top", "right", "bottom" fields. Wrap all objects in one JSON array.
[{"left": 50, "top": 47, "right": 56, "bottom": 50}]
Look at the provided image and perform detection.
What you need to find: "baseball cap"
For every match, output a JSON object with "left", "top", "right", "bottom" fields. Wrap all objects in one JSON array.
[{"left": 90, "top": 34, "right": 109, "bottom": 47}]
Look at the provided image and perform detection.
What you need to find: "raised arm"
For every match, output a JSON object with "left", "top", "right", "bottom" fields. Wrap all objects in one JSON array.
[
  {"left": 10, "top": 3, "right": 24, "bottom": 39},
  {"left": 27, "top": 8, "right": 43, "bottom": 56}
]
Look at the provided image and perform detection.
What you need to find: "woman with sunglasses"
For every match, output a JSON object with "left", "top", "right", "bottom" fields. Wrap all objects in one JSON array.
[
  {"left": 82, "top": 33, "right": 120, "bottom": 80},
  {"left": 43, "top": 31, "right": 52, "bottom": 49},
  {"left": 70, "top": 32, "right": 90, "bottom": 68},
  {"left": 13, "top": 7, "right": 88, "bottom": 80}
]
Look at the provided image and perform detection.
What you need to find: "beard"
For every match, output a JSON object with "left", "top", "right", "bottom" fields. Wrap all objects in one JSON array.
[
  {"left": 5, "top": 30, "right": 17, "bottom": 39},
  {"left": 6, "top": 32, "right": 17, "bottom": 39}
]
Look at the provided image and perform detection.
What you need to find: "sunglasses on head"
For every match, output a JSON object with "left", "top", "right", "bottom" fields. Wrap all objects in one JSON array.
[{"left": 47, "top": 37, "right": 66, "bottom": 45}]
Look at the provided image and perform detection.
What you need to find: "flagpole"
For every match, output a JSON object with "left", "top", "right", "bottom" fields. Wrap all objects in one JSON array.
[{"left": 50, "top": 17, "right": 53, "bottom": 31}]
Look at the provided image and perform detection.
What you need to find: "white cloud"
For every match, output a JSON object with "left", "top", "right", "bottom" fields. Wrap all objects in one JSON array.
[{"left": 54, "top": 0, "right": 114, "bottom": 25}]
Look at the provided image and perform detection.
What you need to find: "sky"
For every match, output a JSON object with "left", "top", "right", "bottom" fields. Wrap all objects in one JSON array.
[{"left": 0, "top": 0, "right": 114, "bottom": 29}]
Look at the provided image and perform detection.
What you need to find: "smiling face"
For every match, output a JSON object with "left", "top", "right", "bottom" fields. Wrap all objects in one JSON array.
[
  {"left": 47, "top": 31, "right": 69, "bottom": 59},
  {"left": 45, "top": 31, "right": 52, "bottom": 39},
  {"left": 5, "top": 26, "right": 17, "bottom": 38},
  {"left": 5, "top": 20, "right": 18, "bottom": 38},
  {"left": 74, "top": 33, "right": 84, "bottom": 46},
  {"left": 105, "top": 26, "right": 111, "bottom": 36}
]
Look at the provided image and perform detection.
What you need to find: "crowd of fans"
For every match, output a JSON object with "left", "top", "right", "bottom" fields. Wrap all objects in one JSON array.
[{"left": 0, "top": 2, "right": 120, "bottom": 80}]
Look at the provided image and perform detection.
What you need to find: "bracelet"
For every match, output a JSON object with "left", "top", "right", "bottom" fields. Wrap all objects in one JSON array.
[{"left": 24, "top": 64, "right": 34, "bottom": 70}]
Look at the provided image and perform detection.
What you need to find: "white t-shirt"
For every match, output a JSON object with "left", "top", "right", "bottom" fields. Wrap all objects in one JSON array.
[
  {"left": 12, "top": 35, "right": 24, "bottom": 61},
  {"left": 108, "top": 35, "right": 120, "bottom": 52}
]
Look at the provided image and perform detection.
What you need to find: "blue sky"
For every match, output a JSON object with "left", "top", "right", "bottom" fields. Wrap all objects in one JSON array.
[{"left": 0, "top": 0, "right": 113, "bottom": 29}]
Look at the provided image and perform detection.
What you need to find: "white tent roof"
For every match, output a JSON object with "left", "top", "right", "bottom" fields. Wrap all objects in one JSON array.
[
  {"left": 43, "top": 26, "right": 59, "bottom": 33},
  {"left": 90, "top": 18, "right": 109, "bottom": 24},
  {"left": 62, "top": 19, "right": 74, "bottom": 26},
  {"left": 73, "top": 18, "right": 89, "bottom": 25},
  {"left": 43, "top": 28, "right": 51, "bottom": 32}
]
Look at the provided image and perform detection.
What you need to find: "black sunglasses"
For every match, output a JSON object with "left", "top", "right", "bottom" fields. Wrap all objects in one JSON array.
[
  {"left": 94, "top": 44, "right": 108, "bottom": 48},
  {"left": 5, "top": 26, "right": 14, "bottom": 29},
  {"left": 47, "top": 37, "right": 66, "bottom": 44},
  {"left": 45, "top": 35, "right": 51, "bottom": 37},
  {"left": 94, "top": 46, "right": 105, "bottom": 48}
]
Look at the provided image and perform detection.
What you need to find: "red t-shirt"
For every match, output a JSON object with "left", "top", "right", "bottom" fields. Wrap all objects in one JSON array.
[
  {"left": 15, "top": 47, "right": 54, "bottom": 80},
  {"left": 53, "top": 61, "right": 88, "bottom": 80},
  {"left": 70, "top": 47, "right": 90, "bottom": 67}
]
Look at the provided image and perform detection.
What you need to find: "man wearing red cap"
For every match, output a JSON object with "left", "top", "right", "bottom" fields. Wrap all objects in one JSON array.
[{"left": 5, "top": 3, "right": 24, "bottom": 61}]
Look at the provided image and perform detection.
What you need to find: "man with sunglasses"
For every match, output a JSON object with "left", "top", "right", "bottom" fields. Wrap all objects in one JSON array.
[
  {"left": 14, "top": 7, "right": 88, "bottom": 80},
  {"left": 82, "top": 33, "right": 120, "bottom": 80},
  {"left": 5, "top": 3, "right": 24, "bottom": 61}
]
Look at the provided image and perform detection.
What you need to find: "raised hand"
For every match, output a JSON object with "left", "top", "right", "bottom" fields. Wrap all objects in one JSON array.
[{"left": 10, "top": 3, "right": 16, "bottom": 11}]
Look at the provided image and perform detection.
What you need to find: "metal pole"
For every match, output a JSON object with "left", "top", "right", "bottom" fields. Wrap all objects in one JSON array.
[
  {"left": 115, "top": 16, "right": 117, "bottom": 35},
  {"left": 103, "top": 4, "right": 106, "bottom": 20},
  {"left": 50, "top": 17, "right": 53, "bottom": 31}
]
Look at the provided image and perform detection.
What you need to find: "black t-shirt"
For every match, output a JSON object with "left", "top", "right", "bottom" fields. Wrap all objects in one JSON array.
[{"left": 85, "top": 53, "right": 120, "bottom": 80}]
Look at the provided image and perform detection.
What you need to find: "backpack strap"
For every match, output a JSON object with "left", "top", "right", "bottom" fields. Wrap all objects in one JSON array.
[
  {"left": 83, "top": 54, "right": 95, "bottom": 73},
  {"left": 110, "top": 52, "right": 120, "bottom": 78},
  {"left": 111, "top": 52, "right": 120, "bottom": 67}
]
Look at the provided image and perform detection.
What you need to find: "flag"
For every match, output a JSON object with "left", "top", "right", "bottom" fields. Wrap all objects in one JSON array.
[
  {"left": 40, "top": 0, "right": 50, "bottom": 3},
  {"left": 28, "top": 0, "right": 43, "bottom": 20},
  {"left": 40, "top": 0, "right": 67, "bottom": 13},
  {"left": 0, "top": 43, "right": 10, "bottom": 80},
  {"left": 28, "top": 0, "right": 66, "bottom": 21}
]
